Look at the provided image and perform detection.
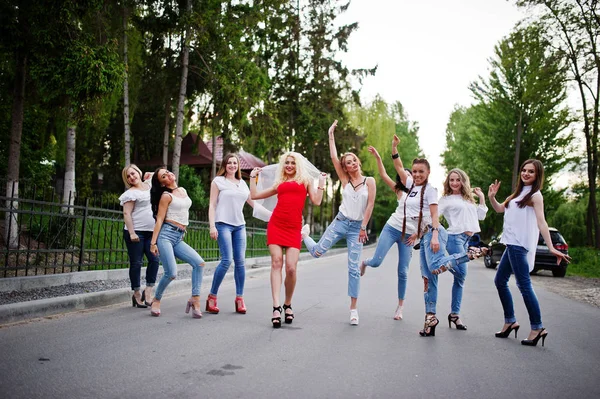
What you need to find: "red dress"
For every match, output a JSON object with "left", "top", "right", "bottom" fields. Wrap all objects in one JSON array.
[{"left": 267, "top": 181, "right": 307, "bottom": 249}]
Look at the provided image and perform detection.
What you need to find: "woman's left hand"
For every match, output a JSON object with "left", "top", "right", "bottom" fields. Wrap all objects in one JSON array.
[
  {"left": 405, "top": 233, "right": 418, "bottom": 246},
  {"left": 551, "top": 248, "right": 571, "bottom": 264},
  {"left": 430, "top": 236, "right": 440, "bottom": 253},
  {"left": 359, "top": 229, "right": 368, "bottom": 244}
]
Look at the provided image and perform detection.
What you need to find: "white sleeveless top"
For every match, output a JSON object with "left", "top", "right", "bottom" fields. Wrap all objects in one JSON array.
[
  {"left": 165, "top": 188, "right": 192, "bottom": 226},
  {"left": 338, "top": 178, "right": 369, "bottom": 221},
  {"left": 213, "top": 176, "right": 250, "bottom": 226},
  {"left": 500, "top": 186, "right": 540, "bottom": 271}
]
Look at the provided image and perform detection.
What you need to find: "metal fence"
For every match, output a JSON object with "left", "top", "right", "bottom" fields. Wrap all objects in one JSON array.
[{"left": 0, "top": 182, "right": 351, "bottom": 278}]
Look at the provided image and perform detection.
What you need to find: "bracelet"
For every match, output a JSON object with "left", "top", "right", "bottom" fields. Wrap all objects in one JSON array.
[
  {"left": 318, "top": 187, "right": 325, "bottom": 190},
  {"left": 151, "top": 242, "right": 157, "bottom": 246},
  {"left": 250, "top": 175, "right": 256, "bottom": 178},
  {"left": 391, "top": 153, "right": 399, "bottom": 160}
]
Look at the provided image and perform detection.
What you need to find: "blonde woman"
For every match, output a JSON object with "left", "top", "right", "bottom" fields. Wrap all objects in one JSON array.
[
  {"left": 302, "top": 120, "right": 376, "bottom": 326},
  {"left": 119, "top": 164, "right": 159, "bottom": 308},
  {"left": 438, "top": 168, "right": 488, "bottom": 330},
  {"left": 250, "top": 152, "right": 326, "bottom": 328}
]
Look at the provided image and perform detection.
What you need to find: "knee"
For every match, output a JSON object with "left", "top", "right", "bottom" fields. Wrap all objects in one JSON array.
[
  {"left": 422, "top": 277, "right": 429, "bottom": 292},
  {"left": 285, "top": 265, "right": 297, "bottom": 277},
  {"left": 271, "top": 258, "right": 284, "bottom": 270},
  {"left": 219, "top": 259, "right": 232, "bottom": 268}
]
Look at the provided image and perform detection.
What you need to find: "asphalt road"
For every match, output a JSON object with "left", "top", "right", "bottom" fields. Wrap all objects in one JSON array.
[{"left": 1, "top": 246, "right": 599, "bottom": 399}]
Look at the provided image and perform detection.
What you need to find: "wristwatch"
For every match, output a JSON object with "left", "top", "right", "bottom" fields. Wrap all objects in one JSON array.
[{"left": 360, "top": 225, "right": 367, "bottom": 231}]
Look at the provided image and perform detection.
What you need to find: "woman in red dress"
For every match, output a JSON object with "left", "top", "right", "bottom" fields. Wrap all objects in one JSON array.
[{"left": 250, "top": 152, "right": 326, "bottom": 328}]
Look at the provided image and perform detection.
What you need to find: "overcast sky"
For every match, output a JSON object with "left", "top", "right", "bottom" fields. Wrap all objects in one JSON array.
[{"left": 337, "top": 0, "right": 526, "bottom": 187}]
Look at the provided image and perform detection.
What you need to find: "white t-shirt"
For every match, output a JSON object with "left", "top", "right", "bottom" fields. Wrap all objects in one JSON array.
[
  {"left": 404, "top": 176, "right": 438, "bottom": 220},
  {"left": 387, "top": 195, "right": 409, "bottom": 232},
  {"left": 500, "top": 186, "right": 541, "bottom": 271},
  {"left": 119, "top": 187, "right": 155, "bottom": 232},
  {"left": 214, "top": 176, "right": 250, "bottom": 226},
  {"left": 438, "top": 194, "right": 487, "bottom": 234}
]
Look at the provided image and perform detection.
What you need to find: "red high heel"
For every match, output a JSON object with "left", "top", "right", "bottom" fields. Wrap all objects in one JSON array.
[
  {"left": 235, "top": 296, "right": 247, "bottom": 314},
  {"left": 205, "top": 294, "right": 220, "bottom": 314}
]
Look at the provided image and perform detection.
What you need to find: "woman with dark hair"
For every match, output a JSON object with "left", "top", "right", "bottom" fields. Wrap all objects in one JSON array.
[
  {"left": 488, "top": 159, "right": 570, "bottom": 346},
  {"left": 437, "top": 168, "right": 488, "bottom": 330},
  {"left": 119, "top": 164, "right": 159, "bottom": 308},
  {"left": 206, "top": 153, "right": 255, "bottom": 314},
  {"left": 302, "top": 120, "right": 376, "bottom": 326},
  {"left": 148, "top": 167, "right": 205, "bottom": 318},
  {"left": 250, "top": 152, "right": 326, "bottom": 328},
  {"left": 359, "top": 146, "right": 415, "bottom": 321}
]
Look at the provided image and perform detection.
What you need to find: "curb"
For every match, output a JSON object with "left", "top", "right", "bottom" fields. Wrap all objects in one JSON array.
[{"left": 0, "top": 246, "right": 357, "bottom": 326}]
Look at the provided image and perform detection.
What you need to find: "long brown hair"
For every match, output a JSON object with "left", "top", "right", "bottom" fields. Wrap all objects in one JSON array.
[
  {"left": 402, "top": 158, "right": 430, "bottom": 238},
  {"left": 505, "top": 159, "right": 544, "bottom": 209},
  {"left": 217, "top": 153, "right": 242, "bottom": 180}
]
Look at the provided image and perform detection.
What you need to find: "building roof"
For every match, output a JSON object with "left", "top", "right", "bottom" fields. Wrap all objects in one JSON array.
[{"left": 205, "top": 137, "right": 266, "bottom": 170}]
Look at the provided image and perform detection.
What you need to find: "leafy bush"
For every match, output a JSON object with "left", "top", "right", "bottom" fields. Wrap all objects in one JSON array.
[
  {"left": 567, "top": 247, "right": 600, "bottom": 278},
  {"left": 178, "top": 165, "right": 209, "bottom": 209}
]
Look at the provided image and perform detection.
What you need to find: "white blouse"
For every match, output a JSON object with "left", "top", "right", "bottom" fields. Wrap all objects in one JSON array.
[
  {"left": 213, "top": 176, "right": 250, "bottom": 226},
  {"left": 438, "top": 194, "right": 487, "bottom": 234},
  {"left": 119, "top": 187, "right": 155, "bottom": 232},
  {"left": 500, "top": 186, "right": 541, "bottom": 271}
]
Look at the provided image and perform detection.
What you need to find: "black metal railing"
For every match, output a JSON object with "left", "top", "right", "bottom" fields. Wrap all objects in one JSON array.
[{"left": 0, "top": 181, "right": 351, "bottom": 278}]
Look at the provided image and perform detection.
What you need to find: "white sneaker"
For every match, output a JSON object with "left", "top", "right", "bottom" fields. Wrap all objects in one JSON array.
[
  {"left": 301, "top": 224, "right": 310, "bottom": 239},
  {"left": 350, "top": 309, "right": 359, "bottom": 326}
]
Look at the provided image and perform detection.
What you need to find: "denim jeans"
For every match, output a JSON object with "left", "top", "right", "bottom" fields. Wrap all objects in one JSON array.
[
  {"left": 123, "top": 230, "right": 159, "bottom": 291},
  {"left": 303, "top": 212, "right": 363, "bottom": 298},
  {"left": 420, "top": 226, "right": 470, "bottom": 314},
  {"left": 364, "top": 223, "right": 413, "bottom": 300},
  {"left": 154, "top": 223, "right": 205, "bottom": 300},
  {"left": 210, "top": 222, "right": 246, "bottom": 297},
  {"left": 494, "top": 244, "right": 543, "bottom": 330},
  {"left": 446, "top": 233, "right": 470, "bottom": 314}
]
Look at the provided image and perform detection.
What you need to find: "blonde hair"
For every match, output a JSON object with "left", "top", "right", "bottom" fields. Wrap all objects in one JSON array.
[
  {"left": 273, "top": 152, "right": 311, "bottom": 186},
  {"left": 121, "top": 164, "right": 143, "bottom": 189},
  {"left": 340, "top": 152, "right": 362, "bottom": 177},
  {"left": 443, "top": 168, "right": 474, "bottom": 202}
]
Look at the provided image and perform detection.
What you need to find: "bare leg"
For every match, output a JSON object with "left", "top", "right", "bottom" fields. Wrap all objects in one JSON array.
[
  {"left": 283, "top": 247, "right": 300, "bottom": 305},
  {"left": 269, "top": 244, "right": 284, "bottom": 308}
]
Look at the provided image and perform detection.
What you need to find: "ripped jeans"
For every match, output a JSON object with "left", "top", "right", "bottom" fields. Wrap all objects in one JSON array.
[
  {"left": 303, "top": 212, "right": 363, "bottom": 298},
  {"left": 154, "top": 223, "right": 205, "bottom": 300}
]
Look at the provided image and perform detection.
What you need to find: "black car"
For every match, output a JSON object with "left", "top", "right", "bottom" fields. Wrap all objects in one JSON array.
[{"left": 483, "top": 227, "right": 569, "bottom": 277}]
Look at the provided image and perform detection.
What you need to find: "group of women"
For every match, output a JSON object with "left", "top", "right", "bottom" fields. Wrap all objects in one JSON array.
[{"left": 119, "top": 120, "right": 570, "bottom": 347}]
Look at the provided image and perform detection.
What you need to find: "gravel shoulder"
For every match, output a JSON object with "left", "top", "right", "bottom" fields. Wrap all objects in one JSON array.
[{"left": 532, "top": 272, "right": 600, "bottom": 308}]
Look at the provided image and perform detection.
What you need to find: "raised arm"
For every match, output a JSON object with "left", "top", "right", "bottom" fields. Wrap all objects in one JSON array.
[
  {"left": 391, "top": 135, "right": 409, "bottom": 186},
  {"left": 359, "top": 177, "right": 377, "bottom": 243},
  {"left": 249, "top": 167, "right": 278, "bottom": 200},
  {"left": 367, "top": 146, "right": 398, "bottom": 193},
  {"left": 487, "top": 180, "right": 505, "bottom": 213},
  {"left": 208, "top": 181, "right": 219, "bottom": 240},
  {"left": 307, "top": 173, "right": 327, "bottom": 205},
  {"left": 532, "top": 194, "right": 571, "bottom": 265},
  {"left": 328, "top": 120, "right": 348, "bottom": 184},
  {"left": 473, "top": 187, "right": 488, "bottom": 219}
]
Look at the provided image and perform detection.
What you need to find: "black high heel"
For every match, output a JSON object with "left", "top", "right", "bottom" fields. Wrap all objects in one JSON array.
[
  {"left": 495, "top": 322, "right": 520, "bottom": 338},
  {"left": 132, "top": 294, "right": 148, "bottom": 308},
  {"left": 448, "top": 314, "right": 467, "bottom": 330},
  {"left": 521, "top": 328, "right": 548, "bottom": 347},
  {"left": 419, "top": 314, "right": 439, "bottom": 337},
  {"left": 272, "top": 306, "right": 282, "bottom": 329},
  {"left": 141, "top": 290, "right": 153, "bottom": 306},
  {"left": 282, "top": 304, "right": 294, "bottom": 324}
]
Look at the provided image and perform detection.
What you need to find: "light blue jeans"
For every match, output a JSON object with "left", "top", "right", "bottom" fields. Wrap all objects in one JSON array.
[
  {"left": 494, "top": 244, "right": 543, "bottom": 330},
  {"left": 420, "top": 226, "right": 469, "bottom": 314},
  {"left": 446, "top": 233, "right": 469, "bottom": 314},
  {"left": 154, "top": 223, "right": 205, "bottom": 300},
  {"left": 210, "top": 222, "right": 246, "bottom": 297},
  {"left": 364, "top": 223, "right": 413, "bottom": 300},
  {"left": 303, "top": 212, "right": 363, "bottom": 298}
]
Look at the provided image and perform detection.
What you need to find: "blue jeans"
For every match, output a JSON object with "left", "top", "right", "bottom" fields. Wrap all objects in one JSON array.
[
  {"left": 303, "top": 212, "right": 363, "bottom": 298},
  {"left": 420, "top": 226, "right": 470, "bottom": 314},
  {"left": 210, "top": 222, "right": 247, "bottom": 297},
  {"left": 494, "top": 244, "right": 543, "bottom": 330},
  {"left": 154, "top": 223, "right": 205, "bottom": 300},
  {"left": 364, "top": 223, "right": 413, "bottom": 300},
  {"left": 446, "top": 233, "right": 469, "bottom": 314},
  {"left": 123, "top": 230, "right": 159, "bottom": 291}
]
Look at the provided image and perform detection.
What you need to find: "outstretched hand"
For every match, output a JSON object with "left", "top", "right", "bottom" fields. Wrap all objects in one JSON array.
[
  {"left": 392, "top": 134, "right": 400, "bottom": 148},
  {"left": 328, "top": 120, "right": 338, "bottom": 138},
  {"left": 551, "top": 249, "right": 571, "bottom": 265},
  {"left": 367, "top": 146, "right": 381, "bottom": 159},
  {"left": 488, "top": 180, "right": 501, "bottom": 198}
]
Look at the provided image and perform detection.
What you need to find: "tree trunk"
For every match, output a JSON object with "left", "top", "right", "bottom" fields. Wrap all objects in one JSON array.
[
  {"left": 123, "top": 7, "right": 131, "bottom": 166},
  {"left": 211, "top": 131, "right": 217, "bottom": 180},
  {"left": 511, "top": 111, "right": 523, "bottom": 191},
  {"left": 63, "top": 119, "right": 76, "bottom": 214},
  {"left": 172, "top": 0, "right": 192, "bottom": 180},
  {"left": 4, "top": 53, "right": 27, "bottom": 248},
  {"left": 162, "top": 97, "right": 171, "bottom": 166}
]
